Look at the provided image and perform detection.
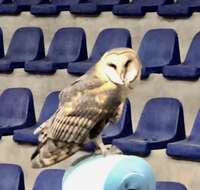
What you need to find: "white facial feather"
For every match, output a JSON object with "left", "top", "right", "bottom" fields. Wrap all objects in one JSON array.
[{"left": 96, "top": 48, "right": 140, "bottom": 87}]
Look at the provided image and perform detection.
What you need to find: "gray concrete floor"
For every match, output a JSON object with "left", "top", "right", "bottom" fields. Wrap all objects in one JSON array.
[{"left": 0, "top": 11, "right": 199, "bottom": 190}]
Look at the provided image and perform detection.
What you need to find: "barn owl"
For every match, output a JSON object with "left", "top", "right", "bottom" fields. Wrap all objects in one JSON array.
[{"left": 31, "top": 48, "right": 140, "bottom": 168}]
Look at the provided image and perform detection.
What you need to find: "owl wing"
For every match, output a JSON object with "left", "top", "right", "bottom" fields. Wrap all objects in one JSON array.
[{"left": 36, "top": 76, "right": 121, "bottom": 145}]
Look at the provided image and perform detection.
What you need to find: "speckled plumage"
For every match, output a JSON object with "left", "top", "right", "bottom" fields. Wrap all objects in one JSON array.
[{"left": 31, "top": 48, "right": 140, "bottom": 168}]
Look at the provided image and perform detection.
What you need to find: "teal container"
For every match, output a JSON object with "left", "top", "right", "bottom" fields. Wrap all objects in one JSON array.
[{"left": 62, "top": 155, "right": 156, "bottom": 190}]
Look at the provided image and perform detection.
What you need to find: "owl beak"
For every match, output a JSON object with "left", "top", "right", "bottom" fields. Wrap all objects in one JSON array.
[
  {"left": 105, "top": 66, "right": 124, "bottom": 85},
  {"left": 124, "top": 64, "right": 139, "bottom": 88}
]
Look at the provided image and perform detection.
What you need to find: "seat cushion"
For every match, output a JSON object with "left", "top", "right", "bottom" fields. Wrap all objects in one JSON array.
[
  {"left": 98, "top": 1, "right": 124, "bottom": 11},
  {"left": 112, "top": 4, "right": 145, "bottom": 16},
  {"left": 163, "top": 65, "right": 200, "bottom": 80},
  {"left": 0, "top": 119, "right": 26, "bottom": 135},
  {"left": 157, "top": 4, "right": 192, "bottom": 17},
  {"left": 101, "top": 125, "right": 123, "bottom": 144},
  {"left": 0, "top": 59, "right": 13, "bottom": 72},
  {"left": 31, "top": 4, "right": 60, "bottom": 15},
  {"left": 141, "top": 66, "right": 163, "bottom": 79},
  {"left": 25, "top": 59, "right": 56, "bottom": 74},
  {"left": 112, "top": 136, "right": 151, "bottom": 156},
  {"left": 167, "top": 139, "right": 200, "bottom": 160},
  {"left": 70, "top": 3, "right": 100, "bottom": 15},
  {"left": 67, "top": 59, "right": 96, "bottom": 75},
  {"left": 0, "top": 4, "right": 21, "bottom": 14},
  {"left": 13, "top": 125, "right": 39, "bottom": 144}
]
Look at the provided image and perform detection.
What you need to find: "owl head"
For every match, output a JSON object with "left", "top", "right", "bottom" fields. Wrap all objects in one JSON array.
[{"left": 95, "top": 48, "right": 141, "bottom": 88}]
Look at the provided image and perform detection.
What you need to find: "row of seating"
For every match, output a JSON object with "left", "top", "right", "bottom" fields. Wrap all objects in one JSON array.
[
  {"left": 0, "top": 164, "right": 187, "bottom": 190},
  {"left": 0, "top": 88, "right": 132, "bottom": 145},
  {"left": 0, "top": 0, "right": 199, "bottom": 18},
  {"left": 0, "top": 27, "right": 131, "bottom": 74},
  {"left": 0, "top": 27, "right": 200, "bottom": 80},
  {"left": 0, "top": 87, "right": 198, "bottom": 161}
]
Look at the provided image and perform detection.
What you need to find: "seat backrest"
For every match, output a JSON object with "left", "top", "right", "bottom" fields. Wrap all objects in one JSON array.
[
  {"left": 15, "top": 0, "right": 48, "bottom": 5},
  {"left": 38, "top": 91, "right": 59, "bottom": 124},
  {"left": 135, "top": 98, "right": 185, "bottom": 139},
  {"left": 189, "top": 109, "right": 200, "bottom": 141},
  {"left": 33, "top": 169, "right": 64, "bottom": 190},
  {"left": 7, "top": 27, "right": 45, "bottom": 61},
  {"left": 139, "top": 29, "right": 181, "bottom": 68},
  {"left": 90, "top": 28, "right": 132, "bottom": 60},
  {"left": 133, "top": 0, "right": 173, "bottom": 6},
  {"left": 184, "top": 32, "right": 200, "bottom": 66},
  {"left": 52, "top": 0, "right": 81, "bottom": 5},
  {"left": 0, "top": 88, "right": 36, "bottom": 126},
  {"left": 85, "top": 0, "right": 125, "bottom": 3},
  {"left": 177, "top": 0, "right": 200, "bottom": 6},
  {"left": 0, "top": 28, "right": 4, "bottom": 58},
  {"left": 102, "top": 98, "right": 133, "bottom": 144},
  {"left": 47, "top": 27, "right": 87, "bottom": 63},
  {"left": 0, "top": 0, "right": 12, "bottom": 4},
  {"left": 0, "top": 164, "right": 25, "bottom": 190}
]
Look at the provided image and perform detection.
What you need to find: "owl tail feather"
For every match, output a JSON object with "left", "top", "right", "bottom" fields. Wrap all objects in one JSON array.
[{"left": 31, "top": 139, "right": 80, "bottom": 168}]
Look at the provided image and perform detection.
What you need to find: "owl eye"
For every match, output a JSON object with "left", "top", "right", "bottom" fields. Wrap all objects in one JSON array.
[
  {"left": 125, "top": 59, "right": 132, "bottom": 68},
  {"left": 108, "top": 63, "right": 117, "bottom": 69}
]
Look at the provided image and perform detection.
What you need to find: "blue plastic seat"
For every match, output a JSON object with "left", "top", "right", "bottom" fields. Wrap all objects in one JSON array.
[
  {"left": 83, "top": 98, "right": 133, "bottom": 152},
  {"left": 158, "top": 0, "right": 200, "bottom": 18},
  {"left": 70, "top": 0, "right": 128, "bottom": 15},
  {"left": 24, "top": 28, "right": 87, "bottom": 74},
  {"left": 0, "top": 27, "right": 44, "bottom": 73},
  {"left": 30, "top": 0, "right": 80, "bottom": 15},
  {"left": 67, "top": 28, "right": 131, "bottom": 75},
  {"left": 0, "top": 0, "right": 48, "bottom": 14},
  {"left": 102, "top": 98, "right": 133, "bottom": 144},
  {"left": 167, "top": 109, "right": 200, "bottom": 161},
  {"left": 156, "top": 181, "right": 187, "bottom": 190},
  {"left": 0, "top": 88, "right": 36, "bottom": 136},
  {"left": 138, "top": 29, "right": 180, "bottom": 79},
  {"left": 112, "top": 0, "right": 173, "bottom": 17},
  {"left": 0, "top": 164, "right": 25, "bottom": 190},
  {"left": 112, "top": 98, "right": 186, "bottom": 156},
  {"left": 13, "top": 91, "right": 59, "bottom": 144},
  {"left": 33, "top": 169, "right": 64, "bottom": 190},
  {"left": 163, "top": 32, "right": 200, "bottom": 80}
]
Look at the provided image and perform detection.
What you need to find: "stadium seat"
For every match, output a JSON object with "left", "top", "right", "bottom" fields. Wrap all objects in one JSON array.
[
  {"left": 33, "top": 169, "right": 64, "bottom": 190},
  {"left": 112, "top": 98, "right": 186, "bottom": 156},
  {"left": 163, "top": 32, "right": 200, "bottom": 80},
  {"left": 67, "top": 28, "right": 132, "bottom": 75},
  {"left": 0, "top": 164, "right": 25, "bottom": 190},
  {"left": 112, "top": 0, "right": 173, "bottom": 17},
  {"left": 138, "top": 29, "right": 180, "bottom": 79},
  {"left": 156, "top": 181, "right": 187, "bottom": 190},
  {"left": 24, "top": 28, "right": 87, "bottom": 74},
  {"left": 0, "top": 88, "right": 36, "bottom": 136},
  {"left": 158, "top": 0, "right": 200, "bottom": 18},
  {"left": 0, "top": 0, "right": 48, "bottom": 14},
  {"left": 30, "top": 0, "right": 80, "bottom": 16},
  {"left": 70, "top": 0, "right": 129, "bottom": 15},
  {"left": 0, "top": 27, "right": 44, "bottom": 73},
  {"left": 102, "top": 98, "right": 133, "bottom": 144},
  {"left": 83, "top": 98, "right": 133, "bottom": 152},
  {"left": 13, "top": 91, "right": 59, "bottom": 144},
  {"left": 166, "top": 109, "right": 200, "bottom": 161}
]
